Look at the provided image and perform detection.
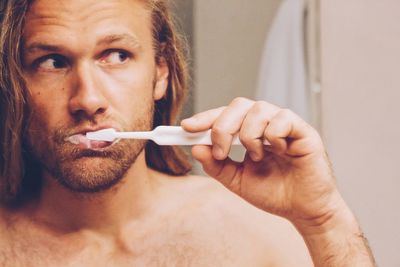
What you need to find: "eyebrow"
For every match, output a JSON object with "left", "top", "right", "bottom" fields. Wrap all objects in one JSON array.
[
  {"left": 25, "top": 33, "right": 142, "bottom": 54},
  {"left": 25, "top": 43, "right": 62, "bottom": 53},
  {"left": 96, "top": 34, "right": 141, "bottom": 49}
]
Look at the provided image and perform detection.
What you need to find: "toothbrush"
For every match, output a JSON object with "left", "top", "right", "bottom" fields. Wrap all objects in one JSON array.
[{"left": 86, "top": 126, "right": 270, "bottom": 146}]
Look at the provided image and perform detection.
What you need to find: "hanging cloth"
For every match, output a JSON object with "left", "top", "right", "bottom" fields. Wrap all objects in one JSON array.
[{"left": 255, "top": 0, "right": 310, "bottom": 122}]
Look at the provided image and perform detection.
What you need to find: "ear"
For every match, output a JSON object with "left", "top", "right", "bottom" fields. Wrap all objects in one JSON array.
[{"left": 153, "top": 56, "right": 169, "bottom": 101}]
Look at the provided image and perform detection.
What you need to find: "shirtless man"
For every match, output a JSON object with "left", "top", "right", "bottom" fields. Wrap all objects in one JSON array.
[{"left": 0, "top": 0, "right": 375, "bottom": 266}]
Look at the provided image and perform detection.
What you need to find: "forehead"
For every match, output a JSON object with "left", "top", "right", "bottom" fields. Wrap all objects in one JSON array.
[{"left": 23, "top": 0, "right": 153, "bottom": 49}]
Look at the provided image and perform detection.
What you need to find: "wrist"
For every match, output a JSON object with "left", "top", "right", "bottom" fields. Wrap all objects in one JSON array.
[
  {"left": 293, "top": 192, "right": 359, "bottom": 237},
  {"left": 292, "top": 195, "right": 376, "bottom": 266}
]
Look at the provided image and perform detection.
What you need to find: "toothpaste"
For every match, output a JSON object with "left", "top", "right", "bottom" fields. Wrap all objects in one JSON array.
[{"left": 65, "top": 134, "right": 115, "bottom": 149}]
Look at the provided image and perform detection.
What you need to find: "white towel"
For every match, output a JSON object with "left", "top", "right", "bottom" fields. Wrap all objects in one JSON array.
[{"left": 255, "top": 0, "right": 310, "bottom": 122}]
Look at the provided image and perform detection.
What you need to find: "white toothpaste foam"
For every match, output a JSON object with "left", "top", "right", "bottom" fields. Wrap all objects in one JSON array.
[
  {"left": 65, "top": 134, "right": 91, "bottom": 146},
  {"left": 65, "top": 133, "right": 119, "bottom": 148}
]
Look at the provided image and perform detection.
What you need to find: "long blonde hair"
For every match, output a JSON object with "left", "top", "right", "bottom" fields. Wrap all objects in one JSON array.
[{"left": 0, "top": 0, "right": 191, "bottom": 203}]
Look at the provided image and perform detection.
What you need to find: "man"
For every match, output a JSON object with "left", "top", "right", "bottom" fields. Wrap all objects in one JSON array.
[{"left": 0, "top": 0, "right": 375, "bottom": 266}]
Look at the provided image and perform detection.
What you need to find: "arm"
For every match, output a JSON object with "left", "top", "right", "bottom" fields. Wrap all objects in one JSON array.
[
  {"left": 182, "top": 97, "right": 376, "bottom": 267},
  {"left": 297, "top": 198, "right": 376, "bottom": 266}
]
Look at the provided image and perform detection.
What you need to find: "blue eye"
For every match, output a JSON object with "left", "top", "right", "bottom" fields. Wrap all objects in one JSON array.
[
  {"left": 35, "top": 54, "right": 68, "bottom": 71},
  {"left": 100, "top": 50, "right": 130, "bottom": 65}
]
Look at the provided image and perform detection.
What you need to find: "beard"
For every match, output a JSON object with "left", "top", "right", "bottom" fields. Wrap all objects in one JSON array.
[{"left": 24, "top": 103, "right": 154, "bottom": 194}]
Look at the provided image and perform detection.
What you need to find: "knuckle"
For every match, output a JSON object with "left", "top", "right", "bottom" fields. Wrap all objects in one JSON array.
[
  {"left": 277, "top": 108, "right": 298, "bottom": 121},
  {"left": 211, "top": 124, "right": 228, "bottom": 136},
  {"left": 280, "top": 108, "right": 294, "bottom": 117},
  {"left": 250, "top": 101, "right": 280, "bottom": 122},
  {"left": 232, "top": 97, "right": 250, "bottom": 106},
  {"left": 252, "top": 101, "right": 268, "bottom": 113},
  {"left": 215, "top": 106, "right": 227, "bottom": 113}
]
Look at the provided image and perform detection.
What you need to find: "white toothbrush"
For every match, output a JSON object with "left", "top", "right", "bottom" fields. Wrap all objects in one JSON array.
[{"left": 86, "top": 126, "right": 270, "bottom": 146}]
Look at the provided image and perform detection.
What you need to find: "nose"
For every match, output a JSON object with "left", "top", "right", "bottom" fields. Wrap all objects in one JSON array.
[{"left": 68, "top": 62, "right": 109, "bottom": 119}]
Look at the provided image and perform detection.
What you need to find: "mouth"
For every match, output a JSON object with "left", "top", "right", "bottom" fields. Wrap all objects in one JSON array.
[{"left": 65, "top": 131, "right": 116, "bottom": 150}]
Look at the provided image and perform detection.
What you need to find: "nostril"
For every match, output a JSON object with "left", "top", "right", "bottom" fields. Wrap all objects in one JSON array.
[
  {"left": 70, "top": 109, "right": 88, "bottom": 121},
  {"left": 95, "top": 107, "right": 106, "bottom": 115}
]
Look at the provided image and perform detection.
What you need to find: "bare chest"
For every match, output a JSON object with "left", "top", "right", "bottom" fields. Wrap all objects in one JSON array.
[
  {"left": 1, "top": 240, "right": 234, "bottom": 267},
  {"left": 0, "top": 221, "right": 261, "bottom": 267}
]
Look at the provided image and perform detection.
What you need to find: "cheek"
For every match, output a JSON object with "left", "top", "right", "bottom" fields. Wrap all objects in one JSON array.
[
  {"left": 99, "top": 65, "right": 156, "bottom": 105},
  {"left": 112, "top": 91, "right": 154, "bottom": 123},
  {"left": 25, "top": 102, "right": 52, "bottom": 158},
  {"left": 27, "top": 85, "right": 69, "bottom": 130},
  {"left": 25, "top": 73, "right": 69, "bottom": 107},
  {"left": 27, "top": 99, "right": 55, "bottom": 136}
]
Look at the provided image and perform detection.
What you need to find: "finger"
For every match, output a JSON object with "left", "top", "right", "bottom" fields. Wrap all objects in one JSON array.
[
  {"left": 180, "top": 107, "right": 226, "bottom": 132},
  {"left": 239, "top": 101, "right": 280, "bottom": 161},
  {"left": 264, "top": 109, "right": 321, "bottom": 156},
  {"left": 191, "top": 145, "right": 242, "bottom": 193},
  {"left": 211, "top": 97, "right": 254, "bottom": 160}
]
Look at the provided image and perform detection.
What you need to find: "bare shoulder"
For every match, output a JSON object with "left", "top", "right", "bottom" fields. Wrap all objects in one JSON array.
[{"left": 174, "top": 174, "right": 313, "bottom": 267}]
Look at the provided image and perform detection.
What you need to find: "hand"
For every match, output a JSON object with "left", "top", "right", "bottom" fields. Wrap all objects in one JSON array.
[{"left": 181, "top": 97, "right": 346, "bottom": 233}]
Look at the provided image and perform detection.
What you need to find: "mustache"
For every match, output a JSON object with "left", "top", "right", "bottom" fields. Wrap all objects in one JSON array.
[
  {"left": 54, "top": 117, "right": 128, "bottom": 143},
  {"left": 52, "top": 118, "right": 146, "bottom": 161}
]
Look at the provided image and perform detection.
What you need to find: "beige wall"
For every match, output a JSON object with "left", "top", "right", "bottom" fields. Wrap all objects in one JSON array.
[
  {"left": 193, "top": 0, "right": 400, "bottom": 265},
  {"left": 194, "top": 0, "right": 282, "bottom": 112},
  {"left": 321, "top": 1, "right": 400, "bottom": 266},
  {"left": 193, "top": 0, "right": 282, "bottom": 162}
]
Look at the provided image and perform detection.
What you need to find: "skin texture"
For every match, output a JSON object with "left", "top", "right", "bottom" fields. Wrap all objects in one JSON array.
[
  {"left": 0, "top": 0, "right": 375, "bottom": 266},
  {"left": 182, "top": 100, "right": 376, "bottom": 266},
  {"left": 182, "top": 100, "right": 337, "bottom": 229},
  {"left": 22, "top": 0, "right": 166, "bottom": 193}
]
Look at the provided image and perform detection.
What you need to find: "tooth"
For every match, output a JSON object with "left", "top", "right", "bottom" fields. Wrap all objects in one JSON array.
[{"left": 65, "top": 136, "right": 80, "bottom": 145}]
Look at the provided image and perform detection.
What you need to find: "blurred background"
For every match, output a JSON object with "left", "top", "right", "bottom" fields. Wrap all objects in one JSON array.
[{"left": 173, "top": 0, "right": 400, "bottom": 266}]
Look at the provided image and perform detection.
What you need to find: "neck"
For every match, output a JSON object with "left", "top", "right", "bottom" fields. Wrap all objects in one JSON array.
[{"left": 30, "top": 152, "right": 162, "bottom": 234}]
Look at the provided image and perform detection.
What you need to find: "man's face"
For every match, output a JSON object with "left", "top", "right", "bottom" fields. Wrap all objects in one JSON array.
[{"left": 22, "top": 0, "right": 168, "bottom": 192}]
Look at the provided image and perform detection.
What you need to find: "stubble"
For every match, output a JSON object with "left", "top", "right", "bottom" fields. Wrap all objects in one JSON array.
[{"left": 24, "top": 103, "right": 154, "bottom": 193}]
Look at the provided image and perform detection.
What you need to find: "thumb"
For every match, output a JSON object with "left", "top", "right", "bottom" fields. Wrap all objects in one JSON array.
[{"left": 192, "top": 145, "right": 242, "bottom": 192}]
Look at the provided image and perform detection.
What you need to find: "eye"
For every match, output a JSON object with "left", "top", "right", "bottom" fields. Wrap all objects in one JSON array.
[
  {"left": 35, "top": 54, "right": 68, "bottom": 71},
  {"left": 100, "top": 50, "right": 131, "bottom": 65}
]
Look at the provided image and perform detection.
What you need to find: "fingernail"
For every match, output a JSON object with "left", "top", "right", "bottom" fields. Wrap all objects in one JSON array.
[{"left": 213, "top": 145, "right": 225, "bottom": 159}]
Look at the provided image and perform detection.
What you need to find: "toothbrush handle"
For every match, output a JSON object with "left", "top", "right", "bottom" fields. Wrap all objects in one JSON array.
[
  {"left": 152, "top": 127, "right": 213, "bottom": 145},
  {"left": 213, "top": 134, "right": 270, "bottom": 146},
  {"left": 152, "top": 126, "right": 270, "bottom": 146}
]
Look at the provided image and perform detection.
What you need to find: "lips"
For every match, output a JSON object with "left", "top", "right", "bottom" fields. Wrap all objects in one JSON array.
[{"left": 65, "top": 132, "right": 114, "bottom": 149}]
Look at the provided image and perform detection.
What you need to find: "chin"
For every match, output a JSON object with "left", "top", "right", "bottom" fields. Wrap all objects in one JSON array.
[
  {"left": 51, "top": 155, "right": 134, "bottom": 193},
  {"left": 46, "top": 139, "right": 147, "bottom": 193}
]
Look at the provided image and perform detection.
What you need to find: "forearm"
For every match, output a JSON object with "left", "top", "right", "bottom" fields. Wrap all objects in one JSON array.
[{"left": 296, "top": 203, "right": 376, "bottom": 267}]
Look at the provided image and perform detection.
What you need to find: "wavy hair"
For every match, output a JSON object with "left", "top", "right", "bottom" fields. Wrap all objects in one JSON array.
[{"left": 0, "top": 0, "right": 191, "bottom": 203}]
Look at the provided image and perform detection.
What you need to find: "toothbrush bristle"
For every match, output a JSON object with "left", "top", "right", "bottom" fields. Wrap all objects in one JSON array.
[{"left": 86, "top": 128, "right": 116, "bottom": 142}]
